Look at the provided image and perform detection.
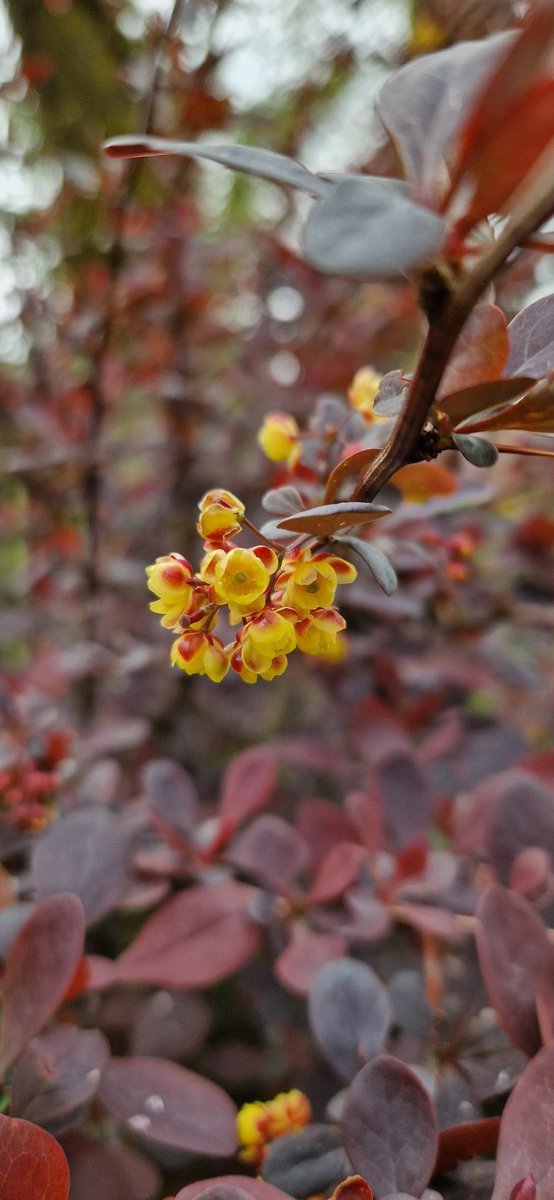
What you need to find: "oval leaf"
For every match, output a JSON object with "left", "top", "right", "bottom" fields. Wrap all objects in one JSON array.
[
  {"left": 439, "top": 377, "right": 536, "bottom": 429},
  {"left": 302, "top": 177, "right": 445, "bottom": 278},
  {"left": 506, "top": 295, "right": 554, "bottom": 378},
  {"left": 475, "top": 884, "right": 554, "bottom": 1056},
  {"left": 342, "top": 1056, "right": 438, "bottom": 1198},
  {"left": 278, "top": 502, "right": 390, "bottom": 537},
  {"left": 143, "top": 759, "right": 198, "bottom": 845},
  {"left": 390, "top": 462, "right": 457, "bottom": 502},
  {"left": 309, "top": 959, "right": 392, "bottom": 1082},
  {"left": 104, "top": 136, "right": 330, "bottom": 197},
  {"left": 452, "top": 434, "right": 499, "bottom": 467},
  {"left": 438, "top": 304, "right": 509, "bottom": 399},
  {"left": 10, "top": 1026, "right": 110, "bottom": 1134},
  {"left": 31, "top": 809, "right": 129, "bottom": 926},
  {"left": 262, "top": 1125, "right": 351, "bottom": 1199},
  {"left": 219, "top": 746, "right": 278, "bottom": 840},
  {"left": 0, "top": 895, "right": 85, "bottom": 1077},
  {"left": 491, "top": 1043, "right": 554, "bottom": 1200},
  {"left": 338, "top": 538, "right": 397, "bottom": 595},
  {"left": 99, "top": 1056, "right": 237, "bottom": 1154},
  {"left": 176, "top": 1177, "right": 294, "bottom": 1200},
  {"left": 115, "top": 880, "right": 261, "bottom": 988},
  {"left": 0, "top": 1115, "right": 69, "bottom": 1200}
]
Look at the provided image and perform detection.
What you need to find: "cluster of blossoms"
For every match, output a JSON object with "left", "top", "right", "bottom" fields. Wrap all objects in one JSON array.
[
  {"left": 236, "top": 1088, "right": 312, "bottom": 1166},
  {"left": 146, "top": 489, "right": 357, "bottom": 684}
]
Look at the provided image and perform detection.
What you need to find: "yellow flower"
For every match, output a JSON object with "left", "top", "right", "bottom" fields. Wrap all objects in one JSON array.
[
  {"left": 258, "top": 412, "right": 300, "bottom": 465},
  {"left": 202, "top": 546, "right": 278, "bottom": 614},
  {"left": 232, "top": 607, "right": 297, "bottom": 681},
  {"left": 237, "top": 1089, "right": 312, "bottom": 1166},
  {"left": 170, "top": 630, "right": 228, "bottom": 682},
  {"left": 348, "top": 366, "right": 384, "bottom": 421},
  {"left": 276, "top": 549, "right": 357, "bottom": 613},
  {"left": 295, "top": 606, "right": 346, "bottom": 656},
  {"left": 146, "top": 553, "right": 197, "bottom": 628},
  {"left": 197, "top": 489, "right": 245, "bottom": 542}
]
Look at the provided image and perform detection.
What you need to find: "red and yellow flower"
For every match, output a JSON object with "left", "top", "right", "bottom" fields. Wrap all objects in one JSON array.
[
  {"left": 294, "top": 605, "right": 346, "bottom": 655},
  {"left": 275, "top": 548, "right": 357, "bottom": 612},
  {"left": 170, "top": 629, "right": 229, "bottom": 682},
  {"left": 231, "top": 607, "right": 297, "bottom": 682},
  {"left": 201, "top": 545, "right": 278, "bottom": 620},
  {"left": 146, "top": 553, "right": 197, "bottom": 628},
  {"left": 197, "top": 489, "right": 245, "bottom": 543},
  {"left": 237, "top": 1089, "right": 312, "bottom": 1166}
]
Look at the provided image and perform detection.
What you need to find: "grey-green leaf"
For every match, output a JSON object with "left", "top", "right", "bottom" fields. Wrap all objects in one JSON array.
[
  {"left": 339, "top": 536, "right": 398, "bottom": 595},
  {"left": 452, "top": 434, "right": 499, "bottom": 467}
]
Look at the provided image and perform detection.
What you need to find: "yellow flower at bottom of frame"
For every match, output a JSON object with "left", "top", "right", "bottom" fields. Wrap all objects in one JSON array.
[
  {"left": 233, "top": 607, "right": 297, "bottom": 680},
  {"left": 237, "top": 1089, "right": 312, "bottom": 1165},
  {"left": 202, "top": 545, "right": 278, "bottom": 610},
  {"left": 170, "top": 629, "right": 228, "bottom": 682},
  {"left": 258, "top": 412, "right": 300, "bottom": 465},
  {"left": 146, "top": 553, "right": 197, "bottom": 628}
]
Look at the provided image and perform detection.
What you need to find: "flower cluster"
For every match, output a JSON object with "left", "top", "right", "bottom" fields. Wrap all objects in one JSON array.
[
  {"left": 146, "top": 490, "right": 357, "bottom": 684},
  {"left": 236, "top": 1089, "right": 312, "bottom": 1166}
]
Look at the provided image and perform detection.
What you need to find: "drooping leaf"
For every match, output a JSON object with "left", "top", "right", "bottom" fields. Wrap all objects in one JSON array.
[
  {"left": 0, "top": 895, "right": 85, "bottom": 1077},
  {"left": 475, "top": 884, "right": 553, "bottom": 1056},
  {"left": 103, "top": 136, "right": 330, "bottom": 197},
  {"left": 99, "top": 1056, "right": 237, "bottom": 1154},
  {"left": 491, "top": 1043, "right": 554, "bottom": 1199},
  {"left": 0, "top": 1115, "right": 70, "bottom": 1200},
  {"left": 506, "top": 296, "right": 554, "bottom": 378},
  {"left": 439, "top": 377, "right": 535, "bottom": 430},
  {"left": 377, "top": 34, "right": 512, "bottom": 206},
  {"left": 218, "top": 746, "right": 278, "bottom": 841},
  {"left": 438, "top": 304, "right": 509, "bottom": 399},
  {"left": 9, "top": 1026, "right": 109, "bottom": 1135},
  {"left": 452, "top": 434, "right": 499, "bottom": 467},
  {"left": 444, "top": 9, "right": 554, "bottom": 229},
  {"left": 226, "top": 815, "right": 309, "bottom": 894},
  {"left": 324, "top": 451, "right": 380, "bottom": 503},
  {"left": 143, "top": 759, "right": 198, "bottom": 846},
  {"left": 275, "top": 925, "right": 346, "bottom": 996},
  {"left": 389, "top": 462, "right": 457, "bottom": 503},
  {"left": 31, "top": 809, "right": 129, "bottom": 926},
  {"left": 337, "top": 538, "right": 397, "bottom": 596},
  {"left": 342, "top": 1056, "right": 438, "bottom": 1199},
  {"left": 115, "top": 880, "right": 262, "bottom": 988},
  {"left": 277, "top": 501, "right": 390, "bottom": 537},
  {"left": 262, "top": 1125, "right": 351, "bottom": 1199},
  {"left": 461, "top": 376, "right": 554, "bottom": 435},
  {"left": 301, "top": 177, "right": 445, "bottom": 278},
  {"left": 309, "top": 958, "right": 392, "bottom": 1082}
]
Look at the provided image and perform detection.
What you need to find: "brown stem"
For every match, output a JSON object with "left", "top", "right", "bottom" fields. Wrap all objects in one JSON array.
[{"left": 354, "top": 155, "right": 554, "bottom": 502}]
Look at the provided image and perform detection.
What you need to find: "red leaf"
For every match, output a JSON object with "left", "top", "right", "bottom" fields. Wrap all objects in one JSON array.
[
  {"left": 226, "top": 816, "right": 309, "bottom": 894},
  {"left": 0, "top": 895, "right": 85, "bottom": 1077},
  {"left": 330, "top": 1178, "right": 373, "bottom": 1200},
  {"left": 175, "top": 1177, "right": 294, "bottom": 1200},
  {"left": 277, "top": 501, "right": 390, "bottom": 536},
  {"left": 436, "top": 1116, "right": 500, "bottom": 1173},
  {"left": 143, "top": 759, "right": 198, "bottom": 849},
  {"left": 98, "top": 1056, "right": 237, "bottom": 1154},
  {"left": 0, "top": 1114, "right": 69, "bottom": 1200},
  {"left": 491, "top": 1044, "right": 554, "bottom": 1199},
  {"left": 510, "top": 1177, "right": 537, "bottom": 1200},
  {"left": 274, "top": 925, "right": 346, "bottom": 996},
  {"left": 475, "top": 884, "right": 553, "bottom": 1057},
  {"left": 62, "top": 1131, "right": 161, "bottom": 1200},
  {"left": 306, "top": 843, "right": 367, "bottom": 906},
  {"left": 115, "top": 881, "right": 262, "bottom": 988},
  {"left": 437, "top": 304, "right": 509, "bottom": 398},
  {"left": 506, "top": 296, "right": 554, "bottom": 378},
  {"left": 9, "top": 1025, "right": 110, "bottom": 1132},
  {"left": 342, "top": 1055, "right": 438, "bottom": 1197},
  {"left": 218, "top": 747, "right": 278, "bottom": 840}
]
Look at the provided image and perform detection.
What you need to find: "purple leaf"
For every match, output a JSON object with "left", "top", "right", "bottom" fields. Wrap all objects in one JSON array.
[
  {"left": 31, "top": 809, "right": 129, "bottom": 926},
  {"left": 262, "top": 1125, "right": 351, "bottom": 1199},
  {"left": 277, "top": 501, "right": 390, "bottom": 537},
  {"left": 175, "top": 1178, "right": 294, "bottom": 1200},
  {"left": 226, "top": 815, "right": 309, "bottom": 894},
  {"left": 99, "top": 1056, "right": 237, "bottom": 1154},
  {"left": 377, "top": 752, "right": 432, "bottom": 851},
  {"left": 301, "top": 177, "right": 445, "bottom": 278},
  {"left": 475, "top": 884, "right": 553, "bottom": 1056},
  {"left": 342, "top": 1056, "right": 438, "bottom": 1199},
  {"left": 491, "top": 1044, "right": 554, "bottom": 1199},
  {"left": 0, "top": 895, "right": 85, "bottom": 1077},
  {"left": 506, "top": 296, "right": 554, "bottom": 378},
  {"left": 115, "top": 880, "right": 262, "bottom": 988},
  {"left": 143, "top": 759, "right": 198, "bottom": 844},
  {"left": 10, "top": 1026, "right": 110, "bottom": 1134},
  {"left": 309, "top": 958, "right": 392, "bottom": 1082},
  {"left": 62, "top": 1131, "right": 161, "bottom": 1200}
]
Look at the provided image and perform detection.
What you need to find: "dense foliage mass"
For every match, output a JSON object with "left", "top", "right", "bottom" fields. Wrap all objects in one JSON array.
[{"left": 1, "top": 1, "right": 554, "bottom": 1198}]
